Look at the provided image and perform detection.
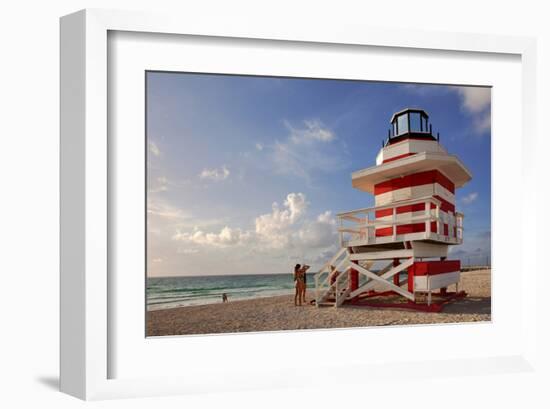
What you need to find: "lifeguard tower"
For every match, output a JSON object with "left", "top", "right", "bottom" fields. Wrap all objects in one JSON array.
[{"left": 314, "top": 109, "right": 472, "bottom": 311}]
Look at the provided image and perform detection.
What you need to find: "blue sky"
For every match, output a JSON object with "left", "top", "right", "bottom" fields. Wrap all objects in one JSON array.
[{"left": 147, "top": 72, "right": 491, "bottom": 277}]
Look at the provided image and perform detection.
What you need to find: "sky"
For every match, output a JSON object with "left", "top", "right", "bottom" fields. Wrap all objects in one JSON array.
[{"left": 146, "top": 72, "right": 491, "bottom": 277}]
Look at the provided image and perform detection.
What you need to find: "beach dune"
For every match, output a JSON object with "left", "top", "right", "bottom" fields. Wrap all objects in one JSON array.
[{"left": 146, "top": 269, "right": 491, "bottom": 337}]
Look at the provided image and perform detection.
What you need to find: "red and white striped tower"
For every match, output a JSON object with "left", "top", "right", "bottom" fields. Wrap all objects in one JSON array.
[{"left": 315, "top": 109, "right": 472, "bottom": 311}]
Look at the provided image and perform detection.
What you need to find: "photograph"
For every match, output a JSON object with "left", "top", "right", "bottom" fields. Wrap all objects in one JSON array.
[{"left": 145, "top": 72, "right": 492, "bottom": 337}]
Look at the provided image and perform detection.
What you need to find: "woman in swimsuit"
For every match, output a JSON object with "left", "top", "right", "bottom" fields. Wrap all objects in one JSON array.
[
  {"left": 300, "top": 264, "right": 310, "bottom": 304},
  {"left": 294, "top": 264, "right": 305, "bottom": 306}
]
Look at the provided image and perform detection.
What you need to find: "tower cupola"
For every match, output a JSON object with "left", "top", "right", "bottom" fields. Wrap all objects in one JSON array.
[{"left": 387, "top": 108, "right": 436, "bottom": 146}]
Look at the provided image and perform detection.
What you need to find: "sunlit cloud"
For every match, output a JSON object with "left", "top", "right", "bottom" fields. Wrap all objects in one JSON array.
[
  {"left": 149, "top": 141, "right": 161, "bottom": 157},
  {"left": 454, "top": 86, "right": 491, "bottom": 135},
  {"left": 404, "top": 84, "right": 491, "bottom": 135},
  {"left": 199, "top": 166, "right": 230, "bottom": 181},
  {"left": 456, "top": 87, "right": 491, "bottom": 113},
  {"left": 171, "top": 192, "right": 337, "bottom": 255},
  {"left": 269, "top": 119, "right": 347, "bottom": 184},
  {"left": 285, "top": 119, "right": 335, "bottom": 144},
  {"left": 461, "top": 192, "right": 479, "bottom": 205}
]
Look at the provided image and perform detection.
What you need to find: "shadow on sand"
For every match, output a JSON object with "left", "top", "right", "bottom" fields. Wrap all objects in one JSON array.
[{"left": 440, "top": 296, "right": 491, "bottom": 315}]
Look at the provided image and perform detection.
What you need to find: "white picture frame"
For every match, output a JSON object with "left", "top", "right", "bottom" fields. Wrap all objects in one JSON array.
[{"left": 60, "top": 8, "right": 540, "bottom": 401}]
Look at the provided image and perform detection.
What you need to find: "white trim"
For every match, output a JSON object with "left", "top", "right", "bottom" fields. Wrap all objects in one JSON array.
[
  {"left": 353, "top": 152, "right": 472, "bottom": 193},
  {"left": 376, "top": 139, "right": 448, "bottom": 165},
  {"left": 376, "top": 209, "right": 438, "bottom": 223},
  {"left": 414, "top": 271, "right": 461, "bottom": 292},
  {"left": 375, "top": 183, "right": 455, "bottom": 207}
]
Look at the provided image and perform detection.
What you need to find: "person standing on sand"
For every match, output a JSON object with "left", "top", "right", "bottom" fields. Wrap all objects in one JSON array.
[
  {"left": 294, "top": 264, "right": 305, "bottom": 306},
  {"left": 222, "top": 293, "right": 228, "bottom": 303},
  {"left": 300, "top": 264, "right": 310, "bottom": 304}
]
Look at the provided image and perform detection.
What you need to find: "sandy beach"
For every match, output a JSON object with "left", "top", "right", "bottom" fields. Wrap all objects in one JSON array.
[{"left": 147, "top": 269, "right": 491, "bottom": 336}]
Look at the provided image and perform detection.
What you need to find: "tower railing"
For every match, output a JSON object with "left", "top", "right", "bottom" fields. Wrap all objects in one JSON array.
[{"left": 337, "top": 196, "right": 463, "bottom": 247}]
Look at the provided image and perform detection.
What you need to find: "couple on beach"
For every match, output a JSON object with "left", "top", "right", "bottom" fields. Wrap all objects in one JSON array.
[{"left": 293, "top": 263, "right": 310, "bottom": 306}]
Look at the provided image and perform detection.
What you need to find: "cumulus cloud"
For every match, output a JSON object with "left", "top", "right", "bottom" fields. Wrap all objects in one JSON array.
[
  {"left": 171, "top": 192, "right": 338, "bottom": 255},
  {"left": 454, "top": 86, "right": 491, "bottom": 134},
  {"left": 456, "top": 87, "right": 491, "bottom": 114},
  {"left": 199, "top": 166, "right": 230, "bottom": 181},
  {"left": 296, "top": 211, "right": 337, "bottom": 249},
  {"left": 404, "top": 84, "right": 491, "bottom": 135},
  {"left": 255, "top": 193, "right": 309, "bottom": 248},
  {"left": 461, "top": 192, "right": 479, "bottom": 205},
  {"left": 255, "top": 143, "right": 263, "bottom": 151},
  {"left": 173, "top": 226, "right": 252, "bottom": 248},
  {"left": 149, "top": 141, "right": 161, "bottom": 157}
]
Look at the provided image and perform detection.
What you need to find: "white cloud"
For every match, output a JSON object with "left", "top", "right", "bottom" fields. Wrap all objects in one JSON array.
[
  {"left": 255, "top": 143, "right": 263, "bottom": 151},
  {"left": 473, "top": 112, "right": 491, "bottom": 133},
  {"left": 170, "top": 192, "right": 337, "bottom": 256},
  {"left": 151, "top": 193, "right": 342, "bottom": 275},
  {"left": 149, "top": 175, "right": 169, "bottom": 193},
  {"left": 296, "top": 211, "right": 337, "bottom": 249},
  {"left": 454, "top": 86, "right": 491, "bottom": 135},
  {"left": 173, "top": 226, "right": 252, "bottom": 247},
  {"left": 178, "top": 248, "right": 199, "bottom": 255},
  {"left": 199, "top": 166, "right": 230, "bottom": 181},
  {"left": 461, "top": 192, "right": 478, "bottom": 205},
  {"left": 404, "top": 85, "right": 491, "bottom": 135},
  {"left": 254, "top": 193, "right": 308, "bottom": 248},
  {"left": 272, "top": 141, "right": 310, "bottom": 181},
  {"left": 147, "top": 197, "right": 191, "bottom": 221},
  {"left": 286, "top": 119, "right": 335, "bottom": 144},
  {"left": 269, "top": 120, "right": 346, "bottom": 183},
  {"left": 456, "top": 87, "right": 491, "bottom": 114},
  {"left": 149, "top": 141, "right": 161, "bottom": 157}
]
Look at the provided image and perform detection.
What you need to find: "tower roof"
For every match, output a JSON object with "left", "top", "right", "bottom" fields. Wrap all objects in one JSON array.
[
  {"left": 351, "top": 152, "right": 472, "bottom": 194},
  {"left": 390, "top": 108, "right": 429, "bottom": 124},
  {"left": 386, "top": 108, "right": 435, "bottom": 146}
]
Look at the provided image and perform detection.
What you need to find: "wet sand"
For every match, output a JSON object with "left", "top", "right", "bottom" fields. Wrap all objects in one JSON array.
[{"left": 147, "top": 269, "right": 491, "bottom": 337}]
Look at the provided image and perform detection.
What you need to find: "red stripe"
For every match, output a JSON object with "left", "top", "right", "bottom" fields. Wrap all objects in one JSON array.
[
  {"left": 387, "top": 135, "right": 437, "bottom": 145},
  {"left": 375, "top": 221, "right": 437, "bottom": 237},
  {"left": 433, "top": 195, "right": 455, "bottom": 213},
  {"left": 382, "top": 152, "right": 416, "bottom": 164},
  {"left": 375, "top": 203, "right": 426, "bottom": 218},
  {"left": 408, "top": 260, "right": 461, "bottom": 276},
  {"left": 434, "top": 171, "right": 455, "bottom": 194},
  {"left": 374, "top": 197, "right": 455, "bottom": 218},
  {"left": 374, "top": 170, "right": 455, "bottom": 195}
]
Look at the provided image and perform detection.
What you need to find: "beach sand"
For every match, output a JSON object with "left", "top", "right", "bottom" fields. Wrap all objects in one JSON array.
[{"left": 147, "top": 269, "right": 491, "bottom": 337}]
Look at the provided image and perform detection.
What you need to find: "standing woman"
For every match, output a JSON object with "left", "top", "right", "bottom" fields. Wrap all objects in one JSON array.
[
  {"left": 300, "top": 264, "right": 310, "bottom": 304},
  {"left": 294, "top": 264, "right": 304, "bottom": 306}
]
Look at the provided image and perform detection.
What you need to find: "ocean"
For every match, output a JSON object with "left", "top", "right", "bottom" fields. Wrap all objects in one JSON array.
[{"left": 147, "top": 273, "right": 316, "bottom": 311}]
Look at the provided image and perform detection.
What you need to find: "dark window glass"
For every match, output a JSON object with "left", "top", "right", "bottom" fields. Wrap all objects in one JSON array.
[
  {"left": 397, "top": 114, "right": 408, "bottom": 135},
  {"left": 410, "top": 112, "right": 421, "bottom": 132}
]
